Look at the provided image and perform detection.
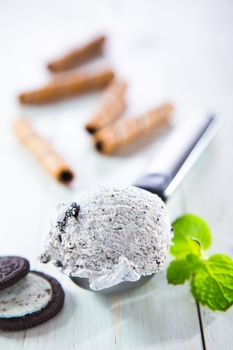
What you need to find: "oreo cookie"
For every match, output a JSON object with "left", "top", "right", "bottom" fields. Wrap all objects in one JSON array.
[
  {"left": 0, "top": 256, "right": 30, "bottom": 291},
  {"left": 0, "top": 271, "right": 64, "bottom": 331}
]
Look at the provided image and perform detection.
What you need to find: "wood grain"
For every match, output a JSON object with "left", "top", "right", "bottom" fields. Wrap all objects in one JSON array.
[{"left": 182, "top": 125, "right": 233, "bottom": 350}]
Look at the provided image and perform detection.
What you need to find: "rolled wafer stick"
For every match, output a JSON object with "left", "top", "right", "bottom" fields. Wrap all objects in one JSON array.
[
  {"left": 47, "top": 35, "right": 106, "bottom": 72},
  {"left": 19, "top": 69, "right": 114, "bottom": 104},
  {"left": 12, "top": 117, "right": 74, "bottom": 184},
  {"left": 93, "top": 103, "right": 173, "bottom": 155},
  {"left": 85, "top": 80, "right": 127, "bottom": 134}
]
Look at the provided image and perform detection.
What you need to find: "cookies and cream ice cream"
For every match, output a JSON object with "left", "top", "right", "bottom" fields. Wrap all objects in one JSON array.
[{"left": 40, "top": 186, "right": 172, "bottom": 291}]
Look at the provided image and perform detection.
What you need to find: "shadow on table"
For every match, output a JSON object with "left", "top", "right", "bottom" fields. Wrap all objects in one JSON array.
[{"left": 97, "top": 271, "right": 215, "bottom": 347}]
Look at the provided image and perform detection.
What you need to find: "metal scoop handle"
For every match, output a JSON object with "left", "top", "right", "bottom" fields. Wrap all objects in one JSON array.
[{"left": 135, "top": 115, "right": 220, "bottom": 201}]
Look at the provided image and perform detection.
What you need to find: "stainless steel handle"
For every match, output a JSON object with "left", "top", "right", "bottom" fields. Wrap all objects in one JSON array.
[{"left": 135, "top": 115, "right": 220, "bottom": 201}]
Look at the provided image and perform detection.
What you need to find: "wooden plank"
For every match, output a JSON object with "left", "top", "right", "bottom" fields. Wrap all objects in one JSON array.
[
  {"left": 182, "top": 126, "right": 233, "bottom": 350},
  {"left": 118, "top": 271, "right": 203, "bottom": 350},
  {"left": 0, "top": 129, "right": 47, "bottom": 349}
]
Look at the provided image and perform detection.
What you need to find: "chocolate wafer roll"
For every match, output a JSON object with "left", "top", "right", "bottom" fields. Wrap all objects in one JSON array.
[
  {"left": 47, "top": 35, "right": 106, "bottom": 72},
  {"left": 85, "top": 80, "right": 127, "bottom": 134},
  {"left": 93, "top": 103, "right": 173, "bottom": 155},
  {"left": 12, "top": 118, "right": 74, "bottom": 184},
  {"left": 19, "top": 69, "right": 114, "bottom": 104}
]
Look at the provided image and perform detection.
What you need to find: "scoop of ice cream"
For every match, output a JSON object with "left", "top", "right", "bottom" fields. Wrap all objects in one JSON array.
[{"left": 40, "top": 186, "right": 172, "bottom": 291}]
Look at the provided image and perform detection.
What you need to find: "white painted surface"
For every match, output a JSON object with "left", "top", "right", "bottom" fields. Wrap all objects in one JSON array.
[{"left": 0, "top": 0, "right": 232, "bottom": 349}]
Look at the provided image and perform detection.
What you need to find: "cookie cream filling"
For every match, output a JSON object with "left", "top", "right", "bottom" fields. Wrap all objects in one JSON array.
[
  {"left": 0, "top": 273, "right": 52, "bottom": 318},
  {"left": 40, "top": 186, "right": 173, "bottom": 291}
]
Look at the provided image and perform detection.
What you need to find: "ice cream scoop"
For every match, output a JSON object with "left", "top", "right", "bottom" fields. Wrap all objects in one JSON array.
[
  {"left": 40, "top": 186, "right": 172, "bottom": 291},
  {"left": 40, "top": 116, "right": 219, "bottom": 293}
]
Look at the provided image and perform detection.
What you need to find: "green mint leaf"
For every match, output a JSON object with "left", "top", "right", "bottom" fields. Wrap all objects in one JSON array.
[
  {"left": 170, "top": 214, "right": 212, "bottom": 259},
  {"left": 170, "top": 236, "right": 201, "bottom": 260},
  {"left": 191, "top": 254, "right": 233, "bottom": 311},
  {"left": 186, "top": 254, "right": 205, "bottom": 270},
  {"left": 167, "top": 259, "right": 192, "bottom": 285}
]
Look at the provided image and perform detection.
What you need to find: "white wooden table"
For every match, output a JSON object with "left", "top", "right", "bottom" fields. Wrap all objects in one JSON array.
[{"left": 0, "top": 0, "right": 233, "bottom": 349}]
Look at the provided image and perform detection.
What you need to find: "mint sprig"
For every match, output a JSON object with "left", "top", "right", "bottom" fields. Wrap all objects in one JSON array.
[{"left": 167, "top": 214, "right": 233, "bottom": 311}]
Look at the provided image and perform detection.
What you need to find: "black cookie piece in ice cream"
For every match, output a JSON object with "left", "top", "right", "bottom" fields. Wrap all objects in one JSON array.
[
  {"left": 56, "top": 202, "right": 80, "bottom": 232},
  {"left": 0, "top": 256, "right": 30, "bottom": 291},
  {"left": 0, "top": 271, "right": 65, "bottom": 331}
]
